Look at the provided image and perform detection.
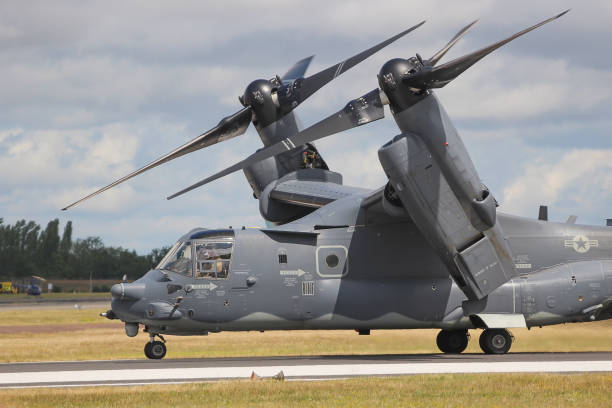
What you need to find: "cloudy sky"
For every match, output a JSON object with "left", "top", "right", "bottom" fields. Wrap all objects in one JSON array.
[{"left": 1, "top": 0, "right": 611, "bottom": 253}]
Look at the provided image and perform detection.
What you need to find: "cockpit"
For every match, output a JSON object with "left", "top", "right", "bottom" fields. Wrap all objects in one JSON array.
[{"left": 156, "top": 229, "right": 235, "bottom": 279}]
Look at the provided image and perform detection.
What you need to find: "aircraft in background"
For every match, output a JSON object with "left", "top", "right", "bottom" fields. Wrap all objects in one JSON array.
[{"left": 14, "top": 276, "right": 46, "bottom": 296}]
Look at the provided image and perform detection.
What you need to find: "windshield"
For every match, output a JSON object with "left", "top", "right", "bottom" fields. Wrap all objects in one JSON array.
[{"left": 157, "top": 241, "right": 193, "bottom": 277}]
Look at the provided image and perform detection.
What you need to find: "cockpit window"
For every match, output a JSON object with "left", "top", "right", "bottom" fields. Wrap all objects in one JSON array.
[
  {"left": 157, "top": 241, "right": 193, "bottom": 277},
  {"left": 195, "top": 240, "right": 233, "bottom": 279}
]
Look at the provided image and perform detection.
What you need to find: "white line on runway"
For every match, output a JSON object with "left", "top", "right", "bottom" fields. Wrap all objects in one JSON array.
[{"left": 2, "top": 360, "right": 612, "bottom": 388}]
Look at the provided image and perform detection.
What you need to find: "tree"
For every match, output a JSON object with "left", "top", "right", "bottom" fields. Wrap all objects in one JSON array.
[
  {"left": 60, "top": 221, "right": 72, "bottom": 257},
  {"left": 148, "top": 246, "right": 172, "bottom": 267},
  {"left": 0, "top": 218, "right": 170, "bottom": 282},
  {"left": 39, "top": 219, "right": 60, "bottom": 260}
]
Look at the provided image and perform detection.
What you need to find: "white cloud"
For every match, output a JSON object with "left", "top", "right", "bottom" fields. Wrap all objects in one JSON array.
[
  {"left": 501, "top": 149, "right": 612, "bottom": 221},
  {"left": 441, "top": 56, "right": 612, "bottom": 120},
  {"left": 0, "top": 127, "right": 23, "bottom": 143}
]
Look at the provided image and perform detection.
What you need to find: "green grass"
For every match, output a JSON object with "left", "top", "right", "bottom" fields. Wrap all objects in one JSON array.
[
  {"left": 0, "top": 308, "right": 107, "bottom": 326},
  {"left": 1, "top": 374, "right": 611, "bottom": 407},
  {"left": 1, "top": 307, "right": 612, "bottom": 362}
]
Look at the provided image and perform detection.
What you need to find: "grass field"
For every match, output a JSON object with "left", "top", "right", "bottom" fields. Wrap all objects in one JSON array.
[
  {"left": 1, "top": 374, "right": 611, "bottom": 408},
  {"left": 1, "top": 307, "right": 611, "bottom": 407},
  {"left": 0, "top": 292, "right": 110, "bottom": 302},
  {"left": 1, "top": 307, "right": 611, "bottom": 362}
]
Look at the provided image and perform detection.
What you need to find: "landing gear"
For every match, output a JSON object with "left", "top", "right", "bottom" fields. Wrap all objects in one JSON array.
[
  {"left": 436, "top": 329, "right": 469, "bottom": 354},
  {"left": 479, "top": 329, "right": 512, "bottom": 354},
  {"left": 144, "top": 334, "right": 167, "bottom": 359}
]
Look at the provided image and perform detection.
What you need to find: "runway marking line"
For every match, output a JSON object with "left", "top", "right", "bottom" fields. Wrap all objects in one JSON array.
[{"left": 1, "top": 360, "right": 612, "bottom": 388}]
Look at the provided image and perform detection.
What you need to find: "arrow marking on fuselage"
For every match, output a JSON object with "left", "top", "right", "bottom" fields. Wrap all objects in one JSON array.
[
  {"left": 189, "top": 283, "right": 218, "bottom": 291},
  {"left": 280, "top": 269, "right": 306, "bottom": 277}
]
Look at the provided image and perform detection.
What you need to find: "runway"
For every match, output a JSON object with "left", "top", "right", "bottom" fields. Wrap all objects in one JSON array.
[{"left": 2, "top": 352, "right": 612, "bottom": 388}]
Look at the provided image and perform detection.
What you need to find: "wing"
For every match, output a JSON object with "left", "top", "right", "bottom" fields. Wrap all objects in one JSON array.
[{"left": 270, "top": 179, "right": 369, "bottom": 209}]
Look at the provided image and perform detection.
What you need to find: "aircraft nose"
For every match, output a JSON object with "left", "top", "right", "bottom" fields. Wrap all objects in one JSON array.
[
  {"left": 110, "top": 283, "right": 122, "bottom": 298},
  {"left": 110, "top": 282, "right": 146, "bottom": 300}
]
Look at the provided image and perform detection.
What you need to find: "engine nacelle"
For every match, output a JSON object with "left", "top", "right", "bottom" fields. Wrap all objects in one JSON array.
[{"left": 378, "top": 132, "right": 516, "bottom": 300}]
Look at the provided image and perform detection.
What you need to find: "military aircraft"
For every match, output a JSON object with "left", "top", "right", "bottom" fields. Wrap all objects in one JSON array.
[{"left": 66, "top": 10, "right": 612, "bottom": 360}]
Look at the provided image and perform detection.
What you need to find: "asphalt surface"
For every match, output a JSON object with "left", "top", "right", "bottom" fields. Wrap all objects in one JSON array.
[{"left": 2, "top": 352, "right": 611, "bottom": 388}]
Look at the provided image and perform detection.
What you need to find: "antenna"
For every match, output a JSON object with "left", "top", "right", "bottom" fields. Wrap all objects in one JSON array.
[{"left": 538, "top": 205, "right": 548, "bottom": 221}]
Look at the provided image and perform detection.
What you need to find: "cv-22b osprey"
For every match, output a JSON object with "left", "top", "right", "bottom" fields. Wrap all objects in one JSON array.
[{"left": 66, "top": 11, "right": 612, "bottom": 360}]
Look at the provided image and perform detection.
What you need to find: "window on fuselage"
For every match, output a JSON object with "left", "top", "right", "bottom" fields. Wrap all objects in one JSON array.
[
  {"left": 157, "top": 241, "right": 193, "bottom": 277},
  {"left": 195, "top": 240, "right": 233, "bottom": 279}
]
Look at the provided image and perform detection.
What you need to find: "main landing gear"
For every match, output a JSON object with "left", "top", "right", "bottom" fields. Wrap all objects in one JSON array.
[
  {"left": 436, "top": 328, "right": 513, "bottom": 354},
  {"left": 144, "top": 333, "right": 167, "bottom": 359},
  {"left": 479, "top": 328, "right": 513, "bottom": 354},
  {"left": 436, "top": 329, "right": 469, "bottom": 353}
]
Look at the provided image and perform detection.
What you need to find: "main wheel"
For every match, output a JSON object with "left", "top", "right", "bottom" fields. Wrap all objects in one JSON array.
[
  {"left": 436, "top": 329, "right": 469, "bottom": 354},
  {"left": 144, "top": 340, "right": 167, "bottom": 359},
  {"left": 479, "top": 329, "right": 512, "bottom": 354}
]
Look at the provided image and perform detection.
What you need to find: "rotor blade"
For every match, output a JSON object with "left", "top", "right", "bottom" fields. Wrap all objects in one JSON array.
[
  {"left": 62, "top": 106, "right": 252, "bottom": 210},
  {"left": 426, "top": 20, "right": 478, "bottom": 66},
  {"left": 406, "top": 10, "right": 569, "bottom": 89},
  {"left": 295, "top": 21, "right": 425, "bottom": 106},
  {"left": 167, "top": 89, "right": 385, "bottom": 200},
  {"left": 281, "top": 55, "right": 314, "bottom": 83}
]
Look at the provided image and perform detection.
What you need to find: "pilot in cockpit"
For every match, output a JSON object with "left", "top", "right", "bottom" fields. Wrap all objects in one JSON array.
[{"left": 196, "top": 244, "right": 224, "bottom": 278}]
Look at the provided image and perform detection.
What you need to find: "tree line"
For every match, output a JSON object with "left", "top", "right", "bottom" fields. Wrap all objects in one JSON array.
[{"left": 0, "top": 218, "right": 170, "bottom": 280}]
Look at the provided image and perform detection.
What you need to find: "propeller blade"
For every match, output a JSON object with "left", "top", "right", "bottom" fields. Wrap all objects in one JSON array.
[
  {"left": 426, "top": 20, "right": 478, "bottom": 66},
  {"left": 62, "top": 106, "right": 252, "bottom": 210},
  {"left": 167, "top": 89, "right": 385, "bottom": 200},
  {"left": 294, "top": 21, "right": 425, "bottom": 106},
  {"left": 281, "top": 56, "right": 314, "bottom": 83},
  {"left": 405, "top": 10, "right": 569, "bottom": 89}
]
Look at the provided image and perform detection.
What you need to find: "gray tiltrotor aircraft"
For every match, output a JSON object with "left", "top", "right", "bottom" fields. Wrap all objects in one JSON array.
[{"left": 67, "top": 11, "right": 612, "bottom": 360}]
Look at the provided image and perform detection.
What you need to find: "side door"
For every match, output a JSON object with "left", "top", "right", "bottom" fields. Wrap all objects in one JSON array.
[{"left": 193, "top": 239, "right": 234, "bottom": 323}]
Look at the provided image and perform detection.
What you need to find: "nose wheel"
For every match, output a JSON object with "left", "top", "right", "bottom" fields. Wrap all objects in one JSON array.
[
  {"left": 144, "top": 334, "right": 167, "bottom": 359},
  {"left": 479, "top": 328, "right": 512, "bottom": 354}
]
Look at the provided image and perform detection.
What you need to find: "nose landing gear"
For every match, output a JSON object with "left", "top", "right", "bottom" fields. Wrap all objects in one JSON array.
[{"left": 144, "top": 333, "right": 167, "bottom": 359}]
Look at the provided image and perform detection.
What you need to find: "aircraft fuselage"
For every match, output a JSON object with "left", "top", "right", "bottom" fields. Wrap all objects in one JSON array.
[{"left": 110, "top": 203, "right": 612, "bottom": 336}]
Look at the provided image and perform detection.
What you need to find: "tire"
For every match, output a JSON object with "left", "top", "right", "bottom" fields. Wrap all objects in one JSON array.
[
  {"left": 145, "top": 340, "right": 166, "bottom": 359},
  {"left": 436, "top": 329, "right": 469, "bottom": 354},
  {"left": 479, "top": 329, "right": 512, "bottom": 354}
]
